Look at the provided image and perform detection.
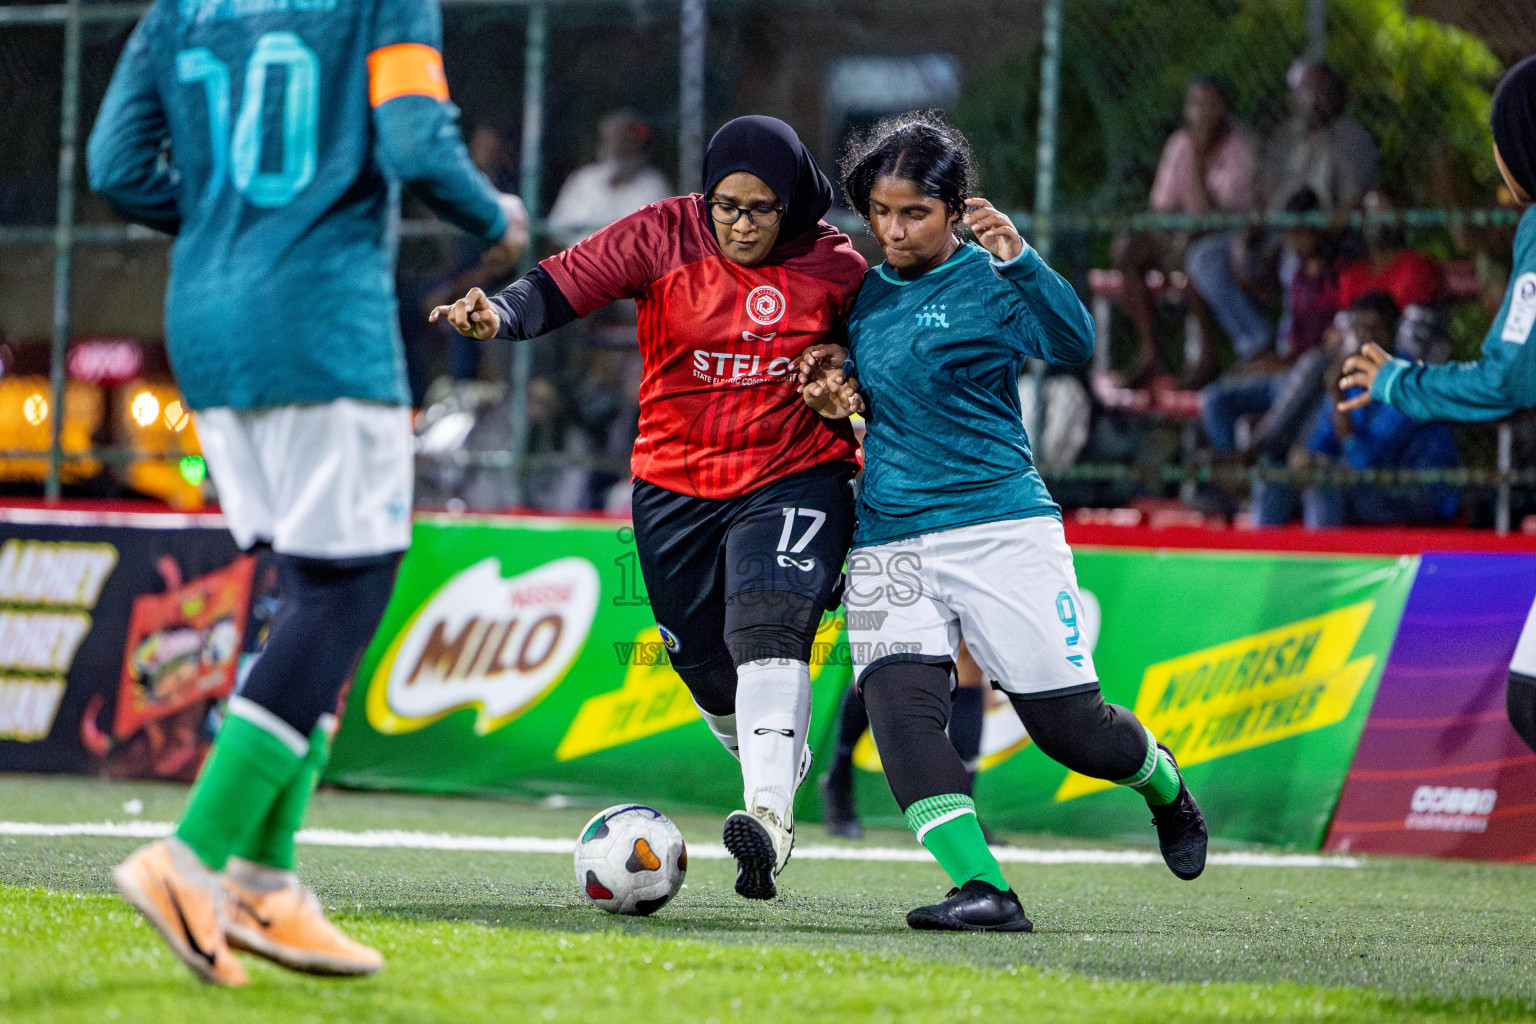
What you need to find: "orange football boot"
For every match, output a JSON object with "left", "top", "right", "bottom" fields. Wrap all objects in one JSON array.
[
  {"left": 111, "top": 840, "right": 248, "bottom": 987},
  {"left": 224, "top": 876, "right": 383, "bottom": 976}
]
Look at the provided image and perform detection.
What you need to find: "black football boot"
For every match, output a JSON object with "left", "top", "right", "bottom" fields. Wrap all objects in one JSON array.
[{"left": 905, "top": 879, "right": 1033, "bottom": 932}]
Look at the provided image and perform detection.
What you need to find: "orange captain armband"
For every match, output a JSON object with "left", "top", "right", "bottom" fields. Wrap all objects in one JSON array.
[{"left": 368, "top": 43, "right": 450, "bottom": 106}]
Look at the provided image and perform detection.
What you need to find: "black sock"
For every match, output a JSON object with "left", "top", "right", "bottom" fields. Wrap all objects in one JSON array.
[
  {"left": 1508, "top": 672, "right": 1536, "bottom": 756},
  {"left": 949, "top": 686, "right": 985, "bottom": 773},
  {"left": 863, "top": 659, "right": 969, "bottom": 810},
  {"left": 1008, "top": 688, "right": 1147, "bottom": 781},
  {"left": 826, "top": 684, "right": 869, "bottom": 793},
  {"left": 239, "top": 553, "right": 402, "bottom": 737}
]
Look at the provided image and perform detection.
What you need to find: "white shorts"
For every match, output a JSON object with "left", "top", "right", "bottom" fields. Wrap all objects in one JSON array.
[
  {"left": 1511, "top": 596, "right": 1536, "bottom": 678},
  {"left": 195, "top": 399, "right": 413, "bottom": 559},
  {"left": 846, "top": 516, "right": 1099, "bottom": 698}
]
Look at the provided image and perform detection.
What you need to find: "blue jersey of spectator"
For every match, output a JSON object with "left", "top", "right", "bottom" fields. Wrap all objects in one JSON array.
[{"left": 1304, "top": 389, "right": 1460, "bottom": 525}]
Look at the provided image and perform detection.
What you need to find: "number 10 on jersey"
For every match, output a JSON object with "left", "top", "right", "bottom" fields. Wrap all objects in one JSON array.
[{"left": 177, "top": 31, "right": 319, "bottom": 208}]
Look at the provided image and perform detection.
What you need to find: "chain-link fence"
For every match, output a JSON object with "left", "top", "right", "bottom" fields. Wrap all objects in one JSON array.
[{"left": 0, "top": 0, "right": 1532, "bottom": 528}]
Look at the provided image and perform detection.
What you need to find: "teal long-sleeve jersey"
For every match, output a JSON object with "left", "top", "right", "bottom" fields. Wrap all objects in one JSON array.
[
  {"left": 846, "top": 241, "right": 1095, "bottom": 548},
  {"left": 87, "top": 0, "right": 508, "bottom": 411},
  {"left": 1371, "top": 206, "right": 1536, "bottom": 421}
]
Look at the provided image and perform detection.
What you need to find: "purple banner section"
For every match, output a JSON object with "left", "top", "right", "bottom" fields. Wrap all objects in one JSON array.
[{"left": 1326, "top": 553, "right": 1536, "bottom": 861}]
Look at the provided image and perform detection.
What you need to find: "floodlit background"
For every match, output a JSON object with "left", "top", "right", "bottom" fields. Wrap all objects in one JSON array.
[{"left": 1, "top": 0, "right": 1534, "bottom": 526}]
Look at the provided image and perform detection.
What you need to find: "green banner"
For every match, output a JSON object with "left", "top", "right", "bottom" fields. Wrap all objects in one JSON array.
[
  {"left": 844, "top": 549, "right": 1418, "bottom": 848},
  {"left": 327, "top": 515, "right": 854, "bottom": 813},
  {"left": 329, "top": 519, "right": 1417, "bottom": 850}
]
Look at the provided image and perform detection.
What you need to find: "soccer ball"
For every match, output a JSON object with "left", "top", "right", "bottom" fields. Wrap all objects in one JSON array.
[{"left": 573, "top": 804, "right": 687, "bottom": 916}]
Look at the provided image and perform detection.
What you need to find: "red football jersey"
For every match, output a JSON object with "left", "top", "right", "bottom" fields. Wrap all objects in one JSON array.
[{"left": 541, "top": 195, "right": 866, "bottom": 499}]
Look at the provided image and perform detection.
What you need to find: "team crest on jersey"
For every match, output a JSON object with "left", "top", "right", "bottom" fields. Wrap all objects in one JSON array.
[
  {"left": 1502, "top": 273, "right": 1536, "bottom": 344},
  {"left": 657, "top": 624, "right": 682, "bottom": 655},
  {"left": 746, "top": 285, "right": 786, "bottom": 326}
]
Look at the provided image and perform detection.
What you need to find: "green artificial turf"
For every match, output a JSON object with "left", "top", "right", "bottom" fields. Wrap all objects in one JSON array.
[{"left": 2, "top": 773, "right": 1534, "bottom": 1023}]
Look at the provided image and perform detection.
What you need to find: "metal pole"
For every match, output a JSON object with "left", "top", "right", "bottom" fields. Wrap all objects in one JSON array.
[
  {"left": 1305, "top": 0, "right": 1328, "bottom": 62},
  {"left": 678, "top": 0, "right": 705, "bottom": 191},
  {"left": 45, "top": 0, "right": 82, "bottom": 500},
  {"left": 1033, "top": 0, "right": 1062, "bottom": 265},
  {"left": 508, "top": 1, "right": 546, "bottom": 508},
  {"left": 1026, "top": 0, "right": 1063, "bottom": 454},
  {"left": 1497, "top": 420, "right": 1512, "bottom": 536}
]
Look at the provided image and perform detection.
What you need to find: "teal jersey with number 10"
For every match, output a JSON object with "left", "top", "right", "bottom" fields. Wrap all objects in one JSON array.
[{"left": 88, "top": 0, "right": 507, "bottom": 410}]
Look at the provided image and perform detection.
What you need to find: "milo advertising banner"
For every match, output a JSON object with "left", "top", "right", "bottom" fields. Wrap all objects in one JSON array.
[
  {"left": 846, "top": 550, "right": 1418, "bottom": 848},
  {"left": 327, "top": 515, "right": 853, "bottom": 813},
  {"left": 329, "top": 516, "right": 1418, "bottom": 850}
]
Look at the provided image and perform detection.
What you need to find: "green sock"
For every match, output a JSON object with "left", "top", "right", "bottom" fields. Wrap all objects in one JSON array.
[
  {"left": 175, "top": 699, "right": 307, "bottom": 871},
  {"left": 1117, "top": 726, "right": 1182, "bottom": 807},
  {"left": 231, "top": 719, "right": 333, "bottom": 871},
  {"left": 904, "top": 793, "right": 1008, "bottom": 891}
]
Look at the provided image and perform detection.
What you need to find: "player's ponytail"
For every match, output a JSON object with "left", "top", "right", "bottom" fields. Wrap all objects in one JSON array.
[{"left": 840, "top": 110, "right": 977, "bottom": 237}]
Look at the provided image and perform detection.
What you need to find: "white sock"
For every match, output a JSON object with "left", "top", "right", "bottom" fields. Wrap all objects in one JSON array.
[
  {"left": 694, "top": 702, "right": 740, "bottom": 761},
  {"left": 735, "top": 658, "right": 812, "bottom": 823},
  {"left": 226, "top": 856, "right": 298, "bottom": 893},
  {"left": 164, "top": 836, "right": 223, "bottom": 889}
]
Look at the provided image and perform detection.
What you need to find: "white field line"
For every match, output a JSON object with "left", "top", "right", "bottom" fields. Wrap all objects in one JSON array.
[{"left": 0, "top": 820, "right": 1361, "bottom": 869}]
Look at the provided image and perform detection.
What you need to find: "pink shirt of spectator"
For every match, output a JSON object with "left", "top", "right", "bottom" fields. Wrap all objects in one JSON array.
[{"left": 1149, "top": 124, "right": 1259, "bottom": 214}]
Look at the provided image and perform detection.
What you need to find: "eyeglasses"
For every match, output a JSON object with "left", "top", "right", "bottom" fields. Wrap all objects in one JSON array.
[{"left": 708, "top": 200, "right": 784, "bottom": 229}]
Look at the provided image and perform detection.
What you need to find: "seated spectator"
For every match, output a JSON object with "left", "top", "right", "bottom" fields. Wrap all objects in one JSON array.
[
  {"left": 1265, "top": 61, "right": 1380, "bottom": 215},
  {"left": 1111, "top": 75, "right": 1257, "bottom": 386},
  {"left": 1254, "top": 292, "right": 1460, "bottom": 528},
  {"left": 1249, "top": 290, "right": 1394, "bottom": 468},
  {"left": 1337, "top": 188, "right": 1444, "bottom": 310},
  {"left": 545, "top": 110, "right": 671, "bottom": 247},
  {"left": 1187, "top": 59, "right": 1380, "bottom": 367},
  {"left": 1274, "top": 188, "right": 1341, "bottom": 360},
  {"left": 1200, "top": 188, "right": 1340, "bottom": 453}
]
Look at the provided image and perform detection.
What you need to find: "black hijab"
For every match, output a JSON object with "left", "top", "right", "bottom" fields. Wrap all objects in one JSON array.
[
  {"left": 1492, "top": 54, "right": 1536, "bottom": 199},
  {"left": 702, "top": 115, "right": 833, "bottom": 244}
]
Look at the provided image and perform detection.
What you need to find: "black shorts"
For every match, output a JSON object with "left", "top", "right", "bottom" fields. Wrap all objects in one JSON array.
[{"left": 631, "top": 461, "right": 856, "bottom": 674}]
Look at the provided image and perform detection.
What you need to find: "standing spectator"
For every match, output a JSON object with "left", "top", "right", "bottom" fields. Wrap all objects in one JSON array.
[
  {"left": 469, "top": 123, "right": 520, "bottom": 195},
  {"left": 544, "top": 110, "right": 671, "bottom": 509},
  {"left": 545, "top": 110, "right": 672, "bottom": 246},
  {"left": 1187, "top": 60, "right": 1380, "bottom": 366},
  {"left": 1273, "top": 188, "right": 1342, "bottom": 361},
  {"left": 1111, "top": 75, "right": 1258, "bottom": 386}
]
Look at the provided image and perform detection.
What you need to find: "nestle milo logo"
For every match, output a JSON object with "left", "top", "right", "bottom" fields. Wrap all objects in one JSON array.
[{"left": 366, "top": 557, "right": 600, "bottom": 735}]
